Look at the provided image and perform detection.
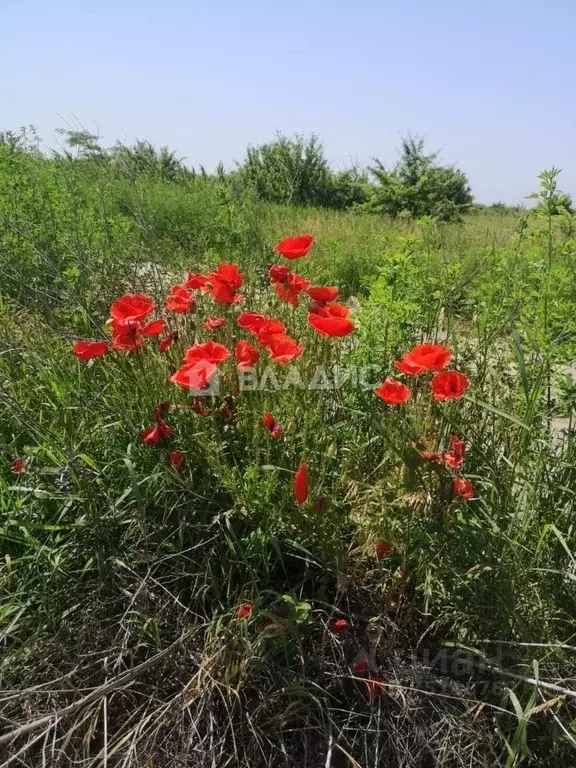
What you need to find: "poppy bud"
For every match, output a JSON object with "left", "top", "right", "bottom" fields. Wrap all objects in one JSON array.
[{"left": 326, "top": 442, "right": 337, "bottom": 458}]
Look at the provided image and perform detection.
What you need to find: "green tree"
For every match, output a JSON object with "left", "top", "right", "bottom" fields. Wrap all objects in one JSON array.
[
  {"left": 238, "top": 133, "right": 367, "bottom": 209},
  {"left": 364, "top": 137, "right": 473, "bottom": 220}
]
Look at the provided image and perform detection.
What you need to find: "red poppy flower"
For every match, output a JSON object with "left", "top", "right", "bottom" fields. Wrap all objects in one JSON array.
[
  {"left": 165, "top": 287, "right": 196, "bottom": 314},
  {"left": 184, "top": 341, "right": 230, "bottom": 365},
  {"left": 142, "top": 420, "right": 173, "bottom": 445},
  {"left": 213, "top": 263, "right": 244, "bottom": 289},
  {"left": 294, "top": 462, "right": 309, "bottom": 504},
  {"left": 308, "top": 300, "right": 325, "bottom": 315},
  {"left": 12, "top": 459, "right": 25, "bottom": 474},
  {"left": 443, "top": 434, "right": 466, "bottom": 471},
  {"left": 234, "top": 602, "right": 254, "bottom": 620},
  {"left": 274, "top": 282, "right": 298, "bottom": 307},
  {"left": 193, "top": 397, "right": 212, "bottom": 416},
  {"left": 237, "top": 312, "right": 268, "bottom": 333},
  {"left": 170, "top": 360, "right": 218, "bottom": 390},
  {"left": 308, "top": 303, "right": 355, "bottom": 337},
  {"left": 402, "top": 344, "right": 451, "bottom": 372},
  {"left": 453, "top": 477, "right": 474, "bottom": 499},
  {"left": 110, "top": 324, "right": 143, "bottom": 352},
  {"left": 204, "top": 316, "right": 226, "bottom": 331},
  {"left": 394, "top": 357, "right": 426, "bottom": 376},
  {"left": 376, "top": 541, "right": 392, "bottom": 559},
  {"left": 159, "top": 330, "right": 179, "bottom": 353},
  {"left": 109, "top": 294, "right": 156, "bottom": 323},
  {"left": 332, "top": 618, "right": 349, "bottom": 633},
  {"left": 235, "top": 340, "right": 260, "bottom": 371},
  {"left": 431, "top": 370, "right": 470, "bottom": 401},
  {"left": 275, "top": 234, "right": 315, "bottom": 259},
  {"left": 364, "top": 676, "right": 387, "bottom": 701},
  {"left": 269, "top": 264, "right": 292, "bottom": 284},
  {"left": 72, "top": 340, "right": 109, "bottom": 360},
  {"left": 307, "top": 286, "right": 339, "bottom": 303},
  {"left": 169, "top": 450, "right": 184, "bottom": 470},
  {"left": 352, "top": 658, "right": 368, "bottom": 675},
  {"left": 140, "top": 318, "right": 166, "bottom": 336},
  {"left": 266, "top": 334, "right": 304, "bottom": 364},
  {"left": 219, "top": 395, "right": 235, "bottom": 420},
  {"left": 203, "top": 263, "right": 245, "bottom": 305},
  {"left": 257, "top": 319, "right": 287, "bottom": 346},
  {"left": 183, "top": 272, "right": 209, "bottom": 290},
  {"left": 374, "top": 378, "right": 411, "bottom": 405},
  {"left": 262, "top": 411, "right": 283, "bottom": 438}
]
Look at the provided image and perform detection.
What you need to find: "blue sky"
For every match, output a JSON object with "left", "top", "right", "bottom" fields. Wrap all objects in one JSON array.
[{"left": 2, "top": 0, "right": 575, "bottom": 203}]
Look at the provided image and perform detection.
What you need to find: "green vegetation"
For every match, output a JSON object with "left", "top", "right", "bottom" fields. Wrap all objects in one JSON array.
[{"left": 1, "top": 130, "right": 576, "bottom": 767}]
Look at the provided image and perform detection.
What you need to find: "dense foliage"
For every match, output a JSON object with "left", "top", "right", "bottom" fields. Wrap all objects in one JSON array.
[{"left": 1, "top": 132, "right": 576, "bottom": 767}]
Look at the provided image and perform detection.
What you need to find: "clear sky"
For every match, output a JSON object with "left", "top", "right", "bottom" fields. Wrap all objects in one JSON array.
[{"left": 2, "top": 0, "right": 575, "bottom": 203}]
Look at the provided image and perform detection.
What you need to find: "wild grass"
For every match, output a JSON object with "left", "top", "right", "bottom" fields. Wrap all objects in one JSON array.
[{"left": 0, "top": 149, "right": 575, "bottom": 767}]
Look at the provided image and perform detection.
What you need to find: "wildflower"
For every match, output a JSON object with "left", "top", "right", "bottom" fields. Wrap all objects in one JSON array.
[
  {"left": 235, "top": 340, "right": 260, "bottom": 371},
  {"left": 159, "top": 330, "right": 179, "bottom": 353},
  {"left": 110, "top": 319, "right": 143, "bottom": 352},
  {"left": 219, "top": 395, "right": 235, "bottom": 420},
  {"left": 140, "top": 319, "right": 166, "bottom": 336},
  {"left": 204, "top": 316, "right": 226, "bottom": 331},
  {"left": 237, "top": 312, "right": 268, "bottom": 333},
  {"left": 308, "top": 302, "right": 354, "bottom": 337},
  {"left": 399, "top": 344, "right": 451, "bottom": 373},
  {"left": 364, "top": 676, "right": 387, "bottom": 701},
  {"left": 431, "top": 370, "right": 470, "bottom": 401},
  {"left": 165, "top": 286, "right": 196, "bottom": 314},
  {"left": 234, "top": 602, "right": 254, "bottom": 620},
  {"left": 183, "top": 272, "right": 208, "bottom": 290},
  {"left": 394, "top": 358, "right": 426, "bottom": 376},
  {"left": 274, "top": 275, "right": 310, "bottom": 307},
  {"left": 193, "top": 397, "right": 212, "bottom": 416},
  {"left": 332, "top": 618, "right": 349, "bottom": 633},
  {"left": 376, "top": 541, "right": 392, "bottom": 559},
  {"left": 184, "top": 341, "right": 230, "bottom": 365},
  {"left": 268, "top": 264, "right": 292, "bottom": 284},
  {"left": 443, "top": 434, "right": 466, "bottom": 471},
  {"left": 203, "top": 263, "right": 244, "bottom": 304},
  {"left": 306, "top": 286, "right": 339, "bottom": 303},
  {"left": 374, "top": 378, "right": 411, "bottom": 405},
  {"left": 170, "top": 360, "right": 218, "bottom": 390},
  {"left": 142, "top": 402, "right": 173, "bottom": 444},
  {"left": 169, "top": 451, "right": 184, "bottom": 470},
  {"left": 257, "top": 318, "right": 286, "bottom": 347},
  {"left": 453, "top": 477, "right": 474, "bottom": 499},
  {"left": 72, "top": 340, "right": 108, "bottom": 360},
  {"left": 294, "top": 462, "right": 309, "bottom": 504},
  {"left": 275, "top": 234, "right": 315, "bottom": 259},
  {"left": 262, "top": 412, "right": 283, "bottom": 438},
  {"left": 12, "top": 459, "right": 25, "bottom": 474},
  {"left": 109, "top": 294, "right": 156, "bottom": 323},
  {"left": 266, "top": 334, "right": 304, "bottom": 364},
  {"left": 142, "top": 420, "right": 172, "bottom": 445}
]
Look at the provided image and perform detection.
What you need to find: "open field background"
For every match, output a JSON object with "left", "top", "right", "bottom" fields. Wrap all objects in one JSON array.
[{"left": 1, "top": 139, "right": 576, "bottom": 767}]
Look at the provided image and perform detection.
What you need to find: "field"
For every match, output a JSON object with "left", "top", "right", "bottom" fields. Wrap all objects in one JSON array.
[{"left": 1, "top": 144, "right": 576, "bottom": 767}]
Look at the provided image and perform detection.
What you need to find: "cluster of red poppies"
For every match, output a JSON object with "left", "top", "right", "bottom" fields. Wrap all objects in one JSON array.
[
  {"left": 72, "top": 233, "right": 475, "bottom": 499},
  {"left": 372, "top": 342, "right": 474, "bottom": 498},
  {"left": 373, "top": 343, "right": 470, "bottom": 405}
]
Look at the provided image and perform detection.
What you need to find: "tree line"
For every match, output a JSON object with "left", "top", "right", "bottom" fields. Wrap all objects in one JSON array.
[{"left": 1, "top": 126, "right": 572, "bottom": 220}]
